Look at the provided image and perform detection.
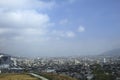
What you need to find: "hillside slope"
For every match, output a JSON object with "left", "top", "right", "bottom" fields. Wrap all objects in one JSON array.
[{"left": 101, "top": 48, "right": 120, "bottom": 56}]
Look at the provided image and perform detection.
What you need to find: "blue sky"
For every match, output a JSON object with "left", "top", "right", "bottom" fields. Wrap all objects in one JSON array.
[{"left": 0, "top": 0, "right": 120, "bottom": 57}]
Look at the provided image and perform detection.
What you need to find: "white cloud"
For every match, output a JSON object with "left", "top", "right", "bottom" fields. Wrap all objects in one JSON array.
[
  {"left": 66, "top": 31, "right": 75, "bottom": 38},
  {"left": 0, "top": 0, "right": 78, "bottom": 42},
  {"left": 78, "top": 26, "right": 85, "bottom": 32},
  {"left": 52, "top": 30, "right": 65, "bottom": 37},
  {"left": 0, "top": 0, "right": 58, "bottom": 42},
  {"left": 0, "top": 9, "right": 53, "bottom": 42},
  {"left": 52, "top": 30, "right": 75, "bottom": 38},
  {"left": 21, "top": 28, "right": 47, "bottom": 36},
  {"left": 0, "top": 10, "right": 50, "bottom": 28},
  {"left": 0, "top": 0, "right": 56, "bottom": 10}
]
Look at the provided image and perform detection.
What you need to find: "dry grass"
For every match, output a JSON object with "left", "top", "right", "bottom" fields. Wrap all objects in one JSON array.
[
  {"left": 0, "top": 73, "right": 39, "bottom": 80},
  {"left": 41, "top": 73, "right": 77, "bottom": 80}
]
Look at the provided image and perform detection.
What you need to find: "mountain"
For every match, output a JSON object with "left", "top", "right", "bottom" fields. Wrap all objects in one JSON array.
[{"left": 101, "top": 48, "right": 120, "bottom": 56}]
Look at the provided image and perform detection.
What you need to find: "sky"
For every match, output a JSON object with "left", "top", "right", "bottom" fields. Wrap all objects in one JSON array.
[{"left": 0, "top": 0, "right": 120, "bottom": 57}]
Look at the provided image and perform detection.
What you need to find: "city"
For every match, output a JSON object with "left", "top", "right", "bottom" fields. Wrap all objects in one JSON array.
[{"left": 0, "top": 52, "right": 120, "bottom": 80}]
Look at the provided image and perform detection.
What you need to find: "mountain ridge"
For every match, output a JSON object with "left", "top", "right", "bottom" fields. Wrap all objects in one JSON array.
[{"left": 101, "top": 48, "right": 120, "bottom": 56}]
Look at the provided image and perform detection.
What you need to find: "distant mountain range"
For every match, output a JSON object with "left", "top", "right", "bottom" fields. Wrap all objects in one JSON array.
[{"left": 101, "top": 48, "right": 120, "bottom": 56}]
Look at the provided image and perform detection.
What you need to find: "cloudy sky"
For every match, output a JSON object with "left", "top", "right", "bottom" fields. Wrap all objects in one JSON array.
[{"left": 0, "top": 0, "right": 120, "bottom": 57}]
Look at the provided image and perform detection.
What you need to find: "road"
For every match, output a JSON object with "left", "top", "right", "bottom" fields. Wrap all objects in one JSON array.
[{"left": 29, "top": 73, "right": 49, "bottom": 80}]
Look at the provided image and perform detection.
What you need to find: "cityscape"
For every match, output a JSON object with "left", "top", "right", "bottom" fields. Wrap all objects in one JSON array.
[{"left": 0, "top": 50, "right": 120, "bottom": 80}]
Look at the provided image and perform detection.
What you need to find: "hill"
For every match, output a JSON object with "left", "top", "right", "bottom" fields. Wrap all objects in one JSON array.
[
  {"left": 101, "top": 48, "right": 120, "bottom": 56},
  {"left": 40, "top": 73, "right": 77, "bottom": 80},
  {"left": 0, "top": 73, "right": 39, "bottom": 80}
]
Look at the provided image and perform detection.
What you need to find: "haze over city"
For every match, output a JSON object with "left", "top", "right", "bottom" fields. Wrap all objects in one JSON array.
[{"left": 0, "top": 0, "right": 120, "bottom": 57}]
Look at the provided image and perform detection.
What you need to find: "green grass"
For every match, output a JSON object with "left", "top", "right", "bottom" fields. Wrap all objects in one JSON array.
[{"left": 0, "top": 73, "right": 40, "bottom": 80}]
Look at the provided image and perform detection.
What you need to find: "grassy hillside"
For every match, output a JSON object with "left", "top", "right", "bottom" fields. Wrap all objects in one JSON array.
[
  {"left": 0, "top": 73, "right": 39, "bottom": 80},
  {"left": 40, "top": 73, "right": 77, "bottom": 80}
]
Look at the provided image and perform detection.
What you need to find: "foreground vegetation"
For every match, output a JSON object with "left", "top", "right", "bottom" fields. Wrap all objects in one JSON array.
[
  {"left": 0, "top": 73, "right": 40, "bottom": 80},
  {"left": 40, "top": 73, "right": 77, "bottom": 80}
]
